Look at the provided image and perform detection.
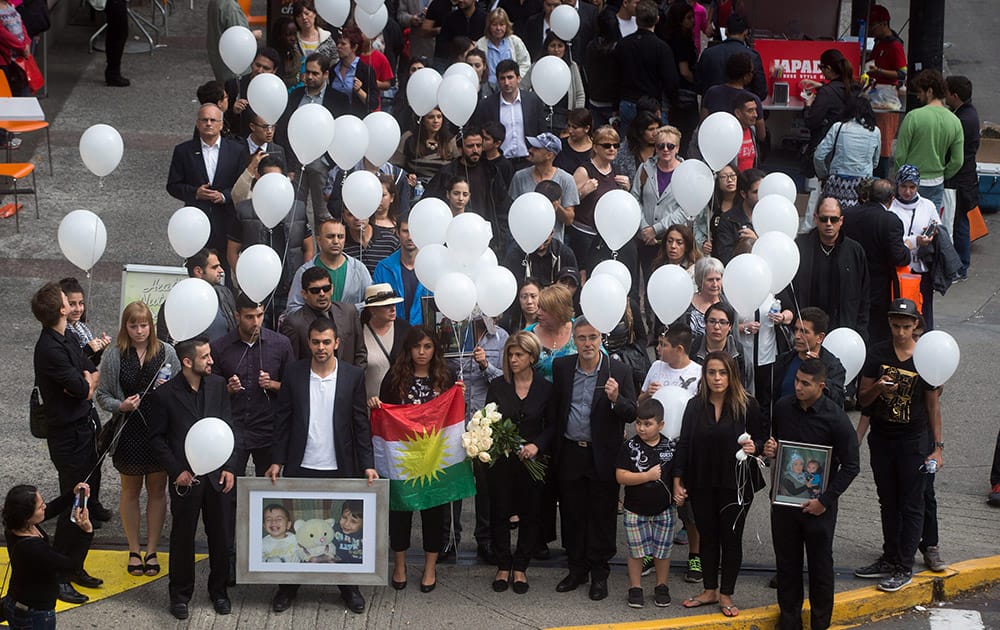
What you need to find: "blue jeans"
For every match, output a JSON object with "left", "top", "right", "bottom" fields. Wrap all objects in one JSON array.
[
  {"left": 918, "top": 184, "right": 944, "bottom": 213},
  {"left": 2, "top": 598, "right": 56, "bottom": 630}
]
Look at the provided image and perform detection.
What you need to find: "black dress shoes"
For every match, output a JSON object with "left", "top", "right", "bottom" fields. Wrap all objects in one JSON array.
[
  {"left": 58, "top": 583, "right": 88, "bottom": 604},
  {"left": 342, "top": 587, "right": 365, "bottom": 613},
  {"left": 105, "top": 75, "right": 131, "bottom": 87},
  {"left": 71, "top": 570, "right": 103, "bottom": 589},
  {"left": 169, "top": 602, "right": 189, "bottom": 620},
  {"left": 588, "top": 578, "right": 608, "bottom": 601},
  {"left": 272, "top": 589, "right": 295, "bottom": 612},
  {"left": 213, "top": 597, "right": 232, "bottom": 615},
  {"left": 555, "top": 573, "right": 587, "bottom": 593}
]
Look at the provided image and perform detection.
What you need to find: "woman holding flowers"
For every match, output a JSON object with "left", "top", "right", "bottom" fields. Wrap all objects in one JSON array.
[
  {"left": 377, "top": 327, "right": 459, "bottom": 593},
  {"left": 483, "top": 332, "right": 555, "bottom": 593}
]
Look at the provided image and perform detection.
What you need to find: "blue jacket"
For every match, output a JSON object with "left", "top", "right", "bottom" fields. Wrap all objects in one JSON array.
[{"left": 372, "top": 250, "right": 431, "bottom": 325}]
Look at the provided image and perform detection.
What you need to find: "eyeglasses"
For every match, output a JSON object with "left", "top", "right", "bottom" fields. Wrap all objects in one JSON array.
[
  {"left": 307, "top": 284, "right": 333, "bottom": 294},
  {"left": 718, "top": 173, "right": 738, "bottom": 181},
  {"left": 251, "top": 122, "right": 276, "bottom": 130},
  {"left": 598, "top": 142, "right": 620, "bottom": 149},
  {"left": 816, "top": 215, "right": 842, "bottom": 224},
  {"left": 706, "top": 318, "right": 731, "bottom": 327},
  {"left": 656, "top": 142, "right": 677, "bottom": 151},
  {"left": 574, "top": 334, "right": 602, "bottom": 343}
]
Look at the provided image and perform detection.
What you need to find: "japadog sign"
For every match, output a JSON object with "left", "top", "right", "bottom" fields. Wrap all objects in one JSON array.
[{"left": 754, "top": 39, "right": 860, "bottom": 96}]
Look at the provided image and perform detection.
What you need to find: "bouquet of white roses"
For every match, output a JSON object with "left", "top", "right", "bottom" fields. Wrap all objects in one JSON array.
[{"left": 461, "top": 402, "right": 548, "bottom": 481}]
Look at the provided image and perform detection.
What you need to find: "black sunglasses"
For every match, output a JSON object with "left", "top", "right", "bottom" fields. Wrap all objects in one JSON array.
[
  {"left": 598, "top": 142, "right": 620, "bottom": 149},
  {"left": 307, "top": 284, "right": 333, "bottom": 294},
  {"left": 656, "top": 142, "right": 677, "bottom": 151},
  {"left": 817, "top": 216, "right": 842, "bottom": 224}
]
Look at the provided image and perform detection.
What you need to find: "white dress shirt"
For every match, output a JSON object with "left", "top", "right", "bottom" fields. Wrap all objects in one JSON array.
[
  {"left": 500, "top": 90, "right": 527, "bottom": 159},
  {"left": 201, "top": 138, "right": 220, "bottom": 185},
  {"left": 302, "top": 364, "right": 339, "bottom": 470}
]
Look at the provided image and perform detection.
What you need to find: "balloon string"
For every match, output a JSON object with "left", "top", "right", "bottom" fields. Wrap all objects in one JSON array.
[
  {"left": 99, "top": 176, "right": 104, "bottom": 190},
  {"left": 453, "top": 318, "right": 465, "bottom": 382}
]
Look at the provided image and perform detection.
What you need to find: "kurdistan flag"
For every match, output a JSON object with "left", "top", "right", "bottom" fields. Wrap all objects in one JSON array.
[{"left": 370, "top": 385, "right": 476, "bottom": 511}]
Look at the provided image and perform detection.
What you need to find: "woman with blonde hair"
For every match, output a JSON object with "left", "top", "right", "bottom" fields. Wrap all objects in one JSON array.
[
  {"left": 524, "top": 283, "right": 577, "bottom": 382},
  {"left": 96, "top": 301, "right": 178, "bottom": 576},
  {"left": 571, "top": 125, "right": 632, "bottom": 273},
  {"left": 475, "top": 8, "right": 531, "bottom": 88}
]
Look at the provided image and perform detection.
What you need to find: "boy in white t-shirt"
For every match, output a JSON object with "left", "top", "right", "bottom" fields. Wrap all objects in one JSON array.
[{"left": 640, "top": 323, "right": 702, "bottom": 401}]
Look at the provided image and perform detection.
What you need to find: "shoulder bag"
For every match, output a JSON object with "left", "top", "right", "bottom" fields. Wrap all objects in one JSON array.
[{"left": 29, "top": 385, "right": 47, "bottom": 439}]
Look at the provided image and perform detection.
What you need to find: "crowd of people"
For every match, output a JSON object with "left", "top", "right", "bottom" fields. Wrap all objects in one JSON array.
[{"left": 7, "top": 1, "right": 990, "bottom": 629}]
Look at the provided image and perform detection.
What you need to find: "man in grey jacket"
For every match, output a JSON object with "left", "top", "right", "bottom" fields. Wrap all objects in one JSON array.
[
  {"left": 285, "top": 217, "right": 372, "bottom": 313},
  {"left": 156, "top": 249, "right": 237, "bottom": 344}
]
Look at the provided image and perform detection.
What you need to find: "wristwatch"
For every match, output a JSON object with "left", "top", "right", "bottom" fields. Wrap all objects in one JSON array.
[{"left": 934, "top": 441, "right": 945, "bottom": 449}]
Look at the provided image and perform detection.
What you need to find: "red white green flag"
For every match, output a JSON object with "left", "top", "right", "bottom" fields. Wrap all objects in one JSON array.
[{"left": 370, "top": 385, "right": 476, "bottom": 511}]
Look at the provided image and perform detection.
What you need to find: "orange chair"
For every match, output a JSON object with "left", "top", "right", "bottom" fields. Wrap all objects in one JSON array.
[
  {"left": 0, "top": 73, "right": 52, "bottom": 175},
  {"left": 0, "top": 161, "right": 38, "bottom": 232},
  {"left": 238, "top": 0, "right": 267, "bottom": 28}
]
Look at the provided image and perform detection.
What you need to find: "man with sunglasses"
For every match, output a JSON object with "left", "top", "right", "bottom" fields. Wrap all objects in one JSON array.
[
  {"left": 280, "top": 266, "right": 367, "bottom": 369},
  {"left": 788, "top": 197, "right": 870, "bottom": 337}
]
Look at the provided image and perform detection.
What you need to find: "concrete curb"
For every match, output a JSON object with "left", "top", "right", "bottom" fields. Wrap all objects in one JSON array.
[{"left": 546, "top": 555, "right": 1000, "bottom": 630}]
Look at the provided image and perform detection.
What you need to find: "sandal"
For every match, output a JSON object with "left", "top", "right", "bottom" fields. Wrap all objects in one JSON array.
[
  {"left": 682, "top": 597, "right": 719, "bottom": 608},
  {"left": 143, "top": 552, "right": 160, "bottom": 576},
  {"left": 127, "top": 552, "right": 144, "bottom": 576},
  {"left": 721, "top": 604, "right": 740, "bottom": 617}
]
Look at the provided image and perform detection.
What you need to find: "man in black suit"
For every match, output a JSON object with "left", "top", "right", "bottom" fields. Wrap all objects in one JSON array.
[
  {"left": 274, "top": 53, "right": 350, "bottom": 228},
  {"left": 147, "top": 337, "right": 240, "bottom": 620},
  {"left": 224, "top": 47, "right": 282, "bottom": 140},
  {"left": 552, "top": 316, "right": 637, "bottom": 601},
  {"left": 475, "top": 59, "right": 547, "bottom": 170},
  {"left": 167, "top": 103, "right": 248, "bottom": 278},
  {"left": 30, "top": 282, "right": 105, "bottom": 604},
  {"left": 842, "top": 179, "right": 911, "bottom": 344},
  {"left": 266, "top": 317, "right": 378, "bottom": 614},
  {"left": 280, "top": 266, "right": 367, "bottom": 368}
]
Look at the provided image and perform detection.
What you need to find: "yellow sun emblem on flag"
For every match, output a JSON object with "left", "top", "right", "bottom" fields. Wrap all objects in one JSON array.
[{"left": 396, "top": 427, "right": 450, "bottom": 486}]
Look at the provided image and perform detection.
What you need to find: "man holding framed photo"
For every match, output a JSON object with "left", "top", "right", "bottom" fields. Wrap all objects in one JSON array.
[
  {"left": 266, "top": 318, "right": 379, "bottom": 614},
  {"left": 764, "top": 359, "right": 859, "bottom": 630}
]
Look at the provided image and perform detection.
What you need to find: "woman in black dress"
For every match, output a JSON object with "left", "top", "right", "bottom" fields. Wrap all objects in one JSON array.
[
  {"left": 484, "top": 331, "right": 554, "bottom": 593},
  {"left": 376, "top": 326, "right": 460, "bottom": 593},
  {"left": 673, "top": 351, "right": 767, "bottom": 617},
  {"left": 96, "top": 301, "right": 178, "bottom": 576},
  {"left": 2, "top": 482, "right": 93, "bottom": 627}
]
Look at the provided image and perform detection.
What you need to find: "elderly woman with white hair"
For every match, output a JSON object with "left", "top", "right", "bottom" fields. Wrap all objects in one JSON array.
[{"left": 683, "top": 257, "right": 725, "bottom": 338}]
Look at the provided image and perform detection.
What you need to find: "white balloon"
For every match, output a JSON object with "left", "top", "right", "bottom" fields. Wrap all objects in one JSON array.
[
  {"left": 184, "top": 417, "right": 235, "bottom": 475},
  {"left": 164, "top": 278, "right": 219, "bottom": 342},
  {"left": 751, "top": 231, "right": 800, "bottom": 293},
  {"left": 508, "top": 192, "right": 556, "bottom": 253},
  {"left": 530, "top": 56, "right": 571, "bottom": 106},
  {"left": 355, "top": 4, "right": 388, "bottom": 39},
  {"left": 672, "top": 159, "right": 715, "bottom": 219},
  {"left": 595, "top": 189, "right": 641, "bottom": 251},
  {"left": 236, "top": 244, "right": 282, "bottom": 302},
  {"left": 247, "top": 73, "right": 288, "bottom": 125},
  {"left": 652, "top": 385, "right": 691, "bottom": 440},
  {"left": 407, "top": 68, "right": 442, "bottom": 117},
  {"left": 435, "top": 272, "right": 478, "bottom": 321},
  {"left": 592, "top": 259, "right": 632, "bottom": 293},
  {"left": 408, "top": 197, "right": 453, "bottom": 248},
  {"left": 168, "top": 207, "right": 211, "bottom": 258},
  {"left": 759, "top": 172, "right": 797, "bottom": 203},
  {"left": 252, "top": 172, "right": 294, "bottom": 229},
  {"left": 913, "top": 330, "right": 960, "bottom": 387},
  {"left": 341, "top": 170, "right": 382, "bottom": 220},
  {"left": 723, "top": 253, "right": 772, "bottom": 316},
  {"left": 363, "top": 112, "right": 401, "bottom": 166},
  {"left": 437, "top": 74, "right": 478, "bottom": 127},
  {"left": 647, "top": 264, "right": 695, "bottom": 325},
  {"left": 443, "top": 62, "right": 480, "bottom": 89},
  {"left": 78, "top": 124, "right": 123, "bottom": 177},
  {"left": 823, "top": 328, "right": 867, "bottom": 383},
  {"left": 414, "top": 243, "right": 451, "bottom": 291},
  {"left": 475, "top": 265, "right": 518, "bottom": 317},
  {"left": 218, "top": 26, "right": 257, "bottom": 75},
  {"left": 549, "top": 5, "right": 580, "bottom": 40},
  {"left": 698, "top": 112, "right": 743, "bottom": 171},
  {"left": 315, "top": 0, "right": 350, "bottom": 27},
  {"left": 580, "top": 273, "right": 627, "bottom": 333},
  {"left": 753, "top": 194, "right": 800, "bottom": 239},
  {"left": 461, "top": 248, "right": 498, "bottom": 281},
  {"left": 328, "top": 115, "right": 369, "bottom": 169},
  {"left": 446, "top": 213, "right": 492, "bottom": 265},
  {"left": 288, "top": 103, "right": 335, "bottom": 164},
  {"left": 356, "top": 0, "right": 384, "bottom": 15},
  {"left": 58, "top": 210, "right": 107, "bottom": 271}
]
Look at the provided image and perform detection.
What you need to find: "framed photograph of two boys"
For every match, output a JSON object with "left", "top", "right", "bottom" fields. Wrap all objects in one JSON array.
[
  {"left": 770, "top": 441, "right": 832, "bottom": 508},
  {"left": 236, "top": 478, "right": 390, "bottom": 585}
]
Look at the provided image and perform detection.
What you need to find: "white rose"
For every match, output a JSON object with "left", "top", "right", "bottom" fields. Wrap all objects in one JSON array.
[
  {"left": 478, "top": 451, "right": 492, "bottom": 463},
  {"left": 481, "top": 437, "right": 493, "bottom": 450},
  {"left": 484, "top": 427, "right": 493, "bottom": 437},
  {"left": 466, "top": 446, "right": 478, "bottom": 458}
]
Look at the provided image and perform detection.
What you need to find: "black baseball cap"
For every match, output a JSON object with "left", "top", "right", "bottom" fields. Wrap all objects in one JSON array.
[
  {"left": 888, "top": 298, "right": 920, "bottom": 319},
  {"left": 557, "top": 267, "right": 580, "bottom": 286}
]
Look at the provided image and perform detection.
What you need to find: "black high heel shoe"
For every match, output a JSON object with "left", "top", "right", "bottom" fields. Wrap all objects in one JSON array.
[
  {"left": 127, "top": 552, "right": 144, "bottom": 576},
  {"left": 392, "top": 565, "right": 407, "bottom": 589}
]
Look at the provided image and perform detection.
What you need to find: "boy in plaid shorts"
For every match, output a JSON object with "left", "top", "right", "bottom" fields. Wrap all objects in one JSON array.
[{"left": 615, "top": 398, "right": 678, "bottom": 608}]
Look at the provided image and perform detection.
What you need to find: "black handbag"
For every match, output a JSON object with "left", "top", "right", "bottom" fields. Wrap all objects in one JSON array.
[{"left": 29, "top": 385, "right": 47, "bottom": 439}]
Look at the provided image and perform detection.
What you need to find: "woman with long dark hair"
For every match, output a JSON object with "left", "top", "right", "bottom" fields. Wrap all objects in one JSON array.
[
  {"left": 377, "top": 327, "right": 460, "bottom": 593},
  {"left": 613, "top": 109, "right": 660, "bottom": 182},
  {"left": 673, "top": 351, "right": 766, "bottom": 618},
  {"left": 284, "top": 0, "right": 337, "bottom": 91},
  {"left": 2, "top": 482, "right": 94, "bottom": 626},
  {"left": 500, "top": 277, "right": 542, "bottom": 333},
  {"left": 813, "top": 94, "right": 881, "bottom": 207},
  {"left": 484, "top": 331, "right": 554, "bottom": 593},
  {"left": 802, "top": 49, "right": 854, "bottom": 178},
  {"left": 694, "top": 164, "right": 738, "bottom": 255},
  {"left": 343, "top": 174, "right": 401, "bottom": 275},
  {"left": 399, "top": 106, "right": 459, "bottom": 181},
  {"left": 653, "top": 223, "right": 701, "bottom": 272}
]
